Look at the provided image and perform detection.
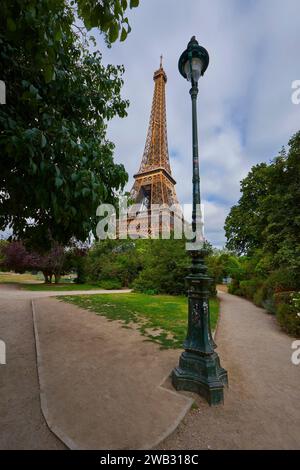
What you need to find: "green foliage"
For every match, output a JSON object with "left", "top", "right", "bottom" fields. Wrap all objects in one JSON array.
[
  {"left": 225, "top": 163, "right": 271, "bottom": 255},
  {"left": 225, "top": 132, "right": 300, "bottom": 336},
  {"left": 77, "top": 0, "right": 139, "bottom": 44},
  {"left": 228, "top": 278, "right": 240, "bottom": 295},
  {"left": 132, "top": 239, "right": 189, "bottom": 295},
  {"left": 62, "top": 293, "right": 219, "bottom": 349},
  {"left": 239, "top": 279, "right": 262, "bottom": 301},
  {"left": 225, "top": 133, "right": 300, "bottom": 274},
  {"left": 0, "top": 240, "right": 9, "bottom": 268},
  {"left": 85, "top": 240, "right": 142, "bottom": 287},
  {"left": 206, "top": 251, "right": 243, "bottom": 284},
  {"left": 0, "top": 1, "right": 133, "bottom": 250},
  {"left": 81, "top": 239, "right": 224, "bottom": 296},
  {"left": 276, "top": 302, "right": 300, "bottom": 337},
  {"left": 96, "top": 278, "right": 122, "bottom": 289}
]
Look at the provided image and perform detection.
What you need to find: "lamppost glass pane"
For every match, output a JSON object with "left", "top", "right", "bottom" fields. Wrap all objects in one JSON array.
[{"left": 184, "top": 57, "right": 203, "bottom": 82}]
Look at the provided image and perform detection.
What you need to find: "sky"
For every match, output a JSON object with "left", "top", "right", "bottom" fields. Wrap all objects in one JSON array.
[{"left": 92, "top": 0, "right": 300, "bottom": 248}]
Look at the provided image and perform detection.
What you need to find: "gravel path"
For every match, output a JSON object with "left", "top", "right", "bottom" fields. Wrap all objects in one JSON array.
[
  {"left": 1, "top": 284, "right": 299, "bottom": 449},
  {"left": 0, "top": 284, "right": 130, "bottom": 450},
  {"left": 0, "top": 289, "right": 65, "bottom": 449},
  {"left": 158, "top": 291, "right": 300, "bottom": 450}
]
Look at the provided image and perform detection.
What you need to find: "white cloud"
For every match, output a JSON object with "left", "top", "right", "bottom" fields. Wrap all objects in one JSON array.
[{"left": 93, "top": 0, "right": 300, "bottom": 247}]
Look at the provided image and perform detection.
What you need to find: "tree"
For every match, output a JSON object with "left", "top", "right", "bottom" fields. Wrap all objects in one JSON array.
[
  {"left": 0, "top": 0, "right": 139, "bottom": 250},
  {"left": 1, "top": 241, "right": 30, "bottom": 273},
  {"left": 1, "top": 240, "right": 66, "bottom": 282},
  {"left": 133, "top": 239, "right": 190, "bottom": 295},
  {"left": 224, "top": 162, "right": 272, "bottom": 254},
  {"left": 224, "top": 132, "right": 300, "bottom": 336},
  {"left": 77, "top": 0, "right": 139, "bottom": 44},
  {"left": 225, "top": 134, "right": 300, "bottom": 270},
  {"left": 0, "top": 240, "right": 9, "bottom": 268},
  {"left": 84, "top": 239, "right": 141, "bottom": 287},
  {"left": 38, "top": 243, "right": 67, "bottom": 283}
]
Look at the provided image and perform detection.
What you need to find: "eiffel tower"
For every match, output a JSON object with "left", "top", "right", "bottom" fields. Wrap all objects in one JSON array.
[{"left": 119, "top": 57, "right": 182, "bottom": 238}]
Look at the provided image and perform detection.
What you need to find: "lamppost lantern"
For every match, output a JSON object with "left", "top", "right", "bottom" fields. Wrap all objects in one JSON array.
[
  {"left": 172, "top": 36, "right": 228, "bottom": 406},
  {"left": 178, "top": 36, "right": 209, "bottom": 84}
]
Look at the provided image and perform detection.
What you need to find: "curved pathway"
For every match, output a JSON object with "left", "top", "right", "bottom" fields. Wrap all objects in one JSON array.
[
  {"left": 1, "top": 284, "right": 299, "bottom": 449},
  {"left": 0, "top": 284, "right": 130, "bottom": 449},
  {"left": 158, "top": 291, "right": 300, "bottom": 450}
]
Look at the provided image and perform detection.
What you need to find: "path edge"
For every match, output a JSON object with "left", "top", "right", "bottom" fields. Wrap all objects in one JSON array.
[{"left": 31, "top": 299, "right": 77, "bottom": 449}]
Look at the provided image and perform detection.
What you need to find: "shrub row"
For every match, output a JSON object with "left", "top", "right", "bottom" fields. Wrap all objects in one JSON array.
[{"left": 229, "top": 268, "right": 300, "bottom": 337}]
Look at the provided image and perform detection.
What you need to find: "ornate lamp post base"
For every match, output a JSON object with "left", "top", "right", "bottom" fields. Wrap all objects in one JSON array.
[
  {"left": 172, "top": 351, "right": 228, "bottom": 406},
  {"left": 172, "top": 249, "right": 228, "bottom": 406}
]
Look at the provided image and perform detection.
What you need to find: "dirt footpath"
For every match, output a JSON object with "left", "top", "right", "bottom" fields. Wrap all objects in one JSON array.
[{"left": 158, "top": 292, "right": 300, "bottom": 450}]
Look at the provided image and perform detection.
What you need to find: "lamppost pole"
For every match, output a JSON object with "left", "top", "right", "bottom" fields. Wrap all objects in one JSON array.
[
  {"left": 172, "top": 36, "right": 228, "bottom": 406},
  {"left": 190, "top": 81, "right": 200, "bottom": 236}
]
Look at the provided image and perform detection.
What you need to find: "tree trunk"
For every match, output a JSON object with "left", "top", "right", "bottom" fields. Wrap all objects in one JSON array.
[
  {"left": 43, "top": 272, "right": 51, "bottom": 283},
  {"left": 54, "top": 273, "right": 61, "bottom": 284}
]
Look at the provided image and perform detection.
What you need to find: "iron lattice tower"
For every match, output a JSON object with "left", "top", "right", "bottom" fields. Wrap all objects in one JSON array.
[{"left": 130, "top": 58, "right": 180, "bottom": 211}]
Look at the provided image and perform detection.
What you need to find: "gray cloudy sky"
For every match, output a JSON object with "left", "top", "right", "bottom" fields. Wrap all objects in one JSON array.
[{"left": 95, "top": 0, "right": 299, "bottom": 247}]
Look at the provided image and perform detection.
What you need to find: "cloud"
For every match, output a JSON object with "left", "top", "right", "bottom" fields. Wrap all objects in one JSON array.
[{"left": 93, "top": 0, "right": 300, "bottom": 247}]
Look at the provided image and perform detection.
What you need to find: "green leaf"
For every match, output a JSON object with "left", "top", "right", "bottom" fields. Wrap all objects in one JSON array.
[
  {"left": 120, "top": 27, "right": 127, "bottom": 42},
  {"left": 108, "top": 23, "right": 119, "bottom": 43},
  {"left": 41, "top": 133, "right": 47, "bottom": 148},
  {"left": 130, "top": 0, "right": 139, "bottom": 8},
  {"left": 55, "top": 176, "right": 63, "bottom": 188},
  {"left": 24, "top": 128, "right": 39, "bottom": 140},
  {"left": 30, "top": 160, "right": 37, "bottom": 174},
  {"left": 44, "top": 65, "right": 54, "bottom": 83},
  {"left": 82, "top": 188, "right": 90, "bottom": 197},
  {"left": 29, "top": 84, "right": 38, "bottom": 96},
  {"left": 54, "top": 28, "right": 62, "bottom": 41},
  {"left": 7, "top": 18, "right": 16, "bottom": 32}
]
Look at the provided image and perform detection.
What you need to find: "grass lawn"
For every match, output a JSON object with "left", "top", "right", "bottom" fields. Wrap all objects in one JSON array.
[
  {"left": 0, "top": 272, "right": 42, "bottom": 283},
  {"left": 61, "top": 293, "right": 219, "bottom": 350},
  {"left": 21, "top": 283, "right": 111, "bottom": 291}
]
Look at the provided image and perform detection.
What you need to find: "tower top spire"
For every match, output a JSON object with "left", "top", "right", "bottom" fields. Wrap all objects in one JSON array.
[
  {"left": 160, "top": 54, "right": 163, "bottom": 68},
  {"left": 136, "top": 59, "right": 172, "bottom": 177}
]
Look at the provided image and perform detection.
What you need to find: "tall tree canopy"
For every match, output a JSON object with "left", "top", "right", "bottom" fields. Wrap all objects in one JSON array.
[
  {"left": 0, "top": 0, "right": 139, "bottom": 250},
  {"left": 225, "top": 131, "right": 300, "bottom": 274}
]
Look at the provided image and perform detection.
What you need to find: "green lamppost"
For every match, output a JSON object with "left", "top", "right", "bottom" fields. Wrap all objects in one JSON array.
[{"left": 172, "top": 36, "right": 228, "bottom": 406}]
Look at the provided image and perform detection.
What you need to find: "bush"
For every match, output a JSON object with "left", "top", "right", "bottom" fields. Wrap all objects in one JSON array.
[
  {"left": 276, "top": 302, "right": 300, "bottom": 337},
  {"left": 267, "top": 268, "right": 298, "bottom": 293},
  {"left": 252, "top": 283, "right": 275, "bottom": 313},
  {"left": 85, "top": 240, "right": 142, "bottom": 288},
  {"left": 253, "top": 286, "right": 264, "bottom": 307},
  {"left": 132, "top": 239, "right": 189, "bottom": 295},
  {"left": 228, "top": 278, "right": 240, "bottom": 294},
  {"left": 239, "top": 279, "right": 262, "bottom": 300},
  {"left": 140, "top": 288, "right": 159, "bottom": 295},
  {"left": 253, "top": 269, "right": 299, "bottom": 314},
  {"left": 96, "top": 279, "right": 123, "bottom": 290}
]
